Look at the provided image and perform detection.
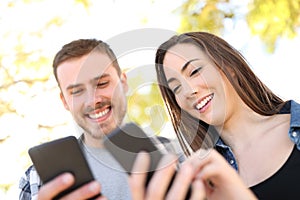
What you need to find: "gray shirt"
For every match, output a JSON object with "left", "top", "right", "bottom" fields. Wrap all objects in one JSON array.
[{"left": 80, "top": 139, "right": 132, "bottom": 200}]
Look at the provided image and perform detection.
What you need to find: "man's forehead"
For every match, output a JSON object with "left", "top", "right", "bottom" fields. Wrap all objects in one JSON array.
[{"left": 57, "top": 52, "right": 115, "bottom": 86}]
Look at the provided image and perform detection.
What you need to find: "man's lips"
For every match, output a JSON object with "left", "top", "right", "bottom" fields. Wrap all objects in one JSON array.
[{"left": 86, "top": 106, "right": 111, "bottom": 120}]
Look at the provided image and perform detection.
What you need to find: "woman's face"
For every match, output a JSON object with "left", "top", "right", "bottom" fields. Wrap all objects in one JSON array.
[{"left": 162, "top": 43, "right": 236, "bottom": 126}]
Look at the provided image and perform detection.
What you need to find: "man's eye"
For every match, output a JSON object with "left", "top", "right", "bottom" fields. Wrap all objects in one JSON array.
[
  {"left": 97, "top": 81, "right": 109, "bottom": 88},
  {"left": 190, "top": 67, "right": 202, "bottom": 77},
  {"left": 70, "top": 89, "right": 83, "bottom": 95}
]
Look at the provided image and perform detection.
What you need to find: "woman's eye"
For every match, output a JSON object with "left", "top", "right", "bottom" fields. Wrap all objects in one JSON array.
[
  {"left": 172, "top": 85, "right": 181, "bottom": 94},
  {"left": 190, "top": 67, "right": 202, "bottom": 77}
]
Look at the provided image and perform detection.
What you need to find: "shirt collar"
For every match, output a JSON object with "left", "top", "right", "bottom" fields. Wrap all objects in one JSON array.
[
  {"left": 290, "top": 100, "right": 300, "bottom": 128},
  {"left": 215, "top": 137, "right": 227, "bottom": 148}
]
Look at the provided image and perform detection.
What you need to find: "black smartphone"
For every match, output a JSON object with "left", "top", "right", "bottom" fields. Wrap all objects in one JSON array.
[
  {"left": 103, "top": 123, "right": 191, "bottom": 199},
  {"left": 28, "top": 136, "right": 100, "bottom": 200}
]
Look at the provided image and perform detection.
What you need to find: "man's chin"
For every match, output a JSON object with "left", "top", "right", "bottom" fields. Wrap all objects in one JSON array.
[
  {"left": 89, "top": 132, "right": 105, "bottom": 140},
  {"left": 94, "top": 123, "right": 119, "bottom": 136}
]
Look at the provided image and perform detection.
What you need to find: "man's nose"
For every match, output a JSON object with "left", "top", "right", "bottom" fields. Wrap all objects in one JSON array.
[{"left": 86, "top": 89, "right": 103, "bottom": 106}]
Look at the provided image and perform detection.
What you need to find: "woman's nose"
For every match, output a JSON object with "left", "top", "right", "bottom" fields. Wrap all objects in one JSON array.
[{"left": 183, "top": 84, "right": 198, "bottom": 99}]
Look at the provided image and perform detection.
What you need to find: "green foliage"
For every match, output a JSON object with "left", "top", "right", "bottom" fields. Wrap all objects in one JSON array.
[
  {"left": 127, "top": 84, "right": 168, "bottom": 134},
  {"left": 247, "top": 0, "right": 300, "bottom": 52},
  {"left": 178, "top": 0, "right": 231, "bottom": 35},
  {"left": 126, "top": 70, "right": 168, "bottom": 135},
  {"left": 75, "top": 0, "right": 92, "bottom": 11},
  {"left": 177, "top": 0, "right": 300, "bottom": 53}
]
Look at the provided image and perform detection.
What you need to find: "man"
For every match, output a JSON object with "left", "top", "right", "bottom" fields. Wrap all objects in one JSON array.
[{"left": 18, "top": 39, "right": 139, "bottom": 199}]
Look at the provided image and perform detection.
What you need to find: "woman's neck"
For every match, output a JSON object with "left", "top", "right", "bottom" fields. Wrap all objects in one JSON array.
[{"left": 216, "top": 103, "right": 273, "bottom": 150}]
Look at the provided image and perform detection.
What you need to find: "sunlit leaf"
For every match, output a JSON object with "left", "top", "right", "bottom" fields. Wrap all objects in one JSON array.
[
  {"left": 45, "top": 16, "right": 65, "bottom": 28},
  {"left": 75, "top": 0, "right": 91, "bottom": 11},
  {"left": 247, "top": 0, "right": 300, "bottom": 52},
  {"left": 177, "top": 0, "right": 300, "bottom": 53}
]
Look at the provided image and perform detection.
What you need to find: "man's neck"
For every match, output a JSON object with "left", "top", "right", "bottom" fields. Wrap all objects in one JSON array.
[
  {"left": 82, "top": 117, "right": 131, "bottom": 148},
  {"left": 81, "top": 133, "right": 104, "bottom": 148}
]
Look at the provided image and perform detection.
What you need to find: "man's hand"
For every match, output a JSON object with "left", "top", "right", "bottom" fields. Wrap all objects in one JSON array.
[{"left": 37, "top": 173, "right": 106, "bottom": 200}]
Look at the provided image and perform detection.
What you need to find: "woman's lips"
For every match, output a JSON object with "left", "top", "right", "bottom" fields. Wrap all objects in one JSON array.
[{"left": 194, "top": 93, "right": 214, "bottom": 111}]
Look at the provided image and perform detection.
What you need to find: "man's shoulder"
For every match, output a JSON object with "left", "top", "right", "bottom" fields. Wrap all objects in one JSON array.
[
  {"left": 20, "top": 165, "right": 38, "bottom": 185},
  {"left": 18, "top": 165, "right": 42, "bottom": 199}
]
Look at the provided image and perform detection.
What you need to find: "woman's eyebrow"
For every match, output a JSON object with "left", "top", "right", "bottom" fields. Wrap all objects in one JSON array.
[
  {"left": 167, "top": 58, "right": 199, "bottom": 84},
  {"left": 181, "top": 58, "right": 199, "bottom": 73},
  {"left": 167, "top": 77, "right": 176, "bottom": 84}
]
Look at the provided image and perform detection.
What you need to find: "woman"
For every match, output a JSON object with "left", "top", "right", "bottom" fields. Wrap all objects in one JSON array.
[{"left": 154, "top": 32, "right": 300, "bottom": 199}]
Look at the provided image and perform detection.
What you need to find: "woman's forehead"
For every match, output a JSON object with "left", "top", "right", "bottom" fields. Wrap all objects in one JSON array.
[
  {"left": 163, "top": 44, "right": 207, "bottom": 71},
  {"left": 166, "top": 43, "right": 204, "bottom": 59}
]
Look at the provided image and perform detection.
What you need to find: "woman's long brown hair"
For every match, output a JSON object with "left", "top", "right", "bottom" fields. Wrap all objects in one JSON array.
[{"left": 155, "top": 32, "right": 284, "bottom": 156}]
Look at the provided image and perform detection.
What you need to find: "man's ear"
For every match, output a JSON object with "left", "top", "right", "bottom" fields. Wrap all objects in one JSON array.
[
  {"left": 120, "top": 73, "right": 129, "bottom": 93},
  {"left": 60, "top": 92, "right": 70, "bottom": 111}
]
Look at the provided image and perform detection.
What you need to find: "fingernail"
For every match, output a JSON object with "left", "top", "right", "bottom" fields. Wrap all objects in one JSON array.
[
  {"left": 89, "top": 181, "right": 100, "bottom": 191},
  {"left": 61, "top": 173, "right": 73, "bottom": 184},
  {"left": 136, "top": 151, "right": 148, "bottom": 160}
]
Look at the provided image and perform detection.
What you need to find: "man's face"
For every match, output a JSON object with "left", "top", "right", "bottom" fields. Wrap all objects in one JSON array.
[{"left": 57, "top": 51, "right": 128, "bottom": 143}]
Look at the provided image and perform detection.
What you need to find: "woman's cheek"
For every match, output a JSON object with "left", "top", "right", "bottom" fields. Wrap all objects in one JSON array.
[
  {"left": 175, "top": 96, "right": 184, "bottom": 108},
  {"left": 176, "top": 97, "right": 190, "bottom": 115}
]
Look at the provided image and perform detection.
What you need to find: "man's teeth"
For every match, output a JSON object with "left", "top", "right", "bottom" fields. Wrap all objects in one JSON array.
[
  {"left": 196, "top": 95, "right": 213, "bottom": 110},
  {"left": 89, "top": 108, "right": 109, "bottom": 119}
]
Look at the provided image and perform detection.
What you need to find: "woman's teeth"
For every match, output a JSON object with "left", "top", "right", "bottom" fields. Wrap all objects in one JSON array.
[{"left": 195, "top": 94, "right": 213, "bottom": 110}]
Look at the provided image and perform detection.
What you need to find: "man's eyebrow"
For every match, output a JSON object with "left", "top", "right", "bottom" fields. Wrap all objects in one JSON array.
[
  {"left": 65, "top": 74, "right": 111, "bottom": 90},
  {"left": 66, "top": 84, "right": 82, "bottom": 91},
  {"left": 93, "top": 73, "right": 110, "bottom": 81},
  {"left": 181, "top": 58, "right": 199, "bottom": 73}
]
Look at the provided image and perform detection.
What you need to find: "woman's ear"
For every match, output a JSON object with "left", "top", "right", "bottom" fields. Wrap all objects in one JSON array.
[
  {"left": 226, "top": 66, "right": 236, "bottom": 78},
  {"left": 222, "top": 66, "right": 237, "bottom": 83},
  {"left": 60, "top": 92, "right": 70, "bottom": 111}
]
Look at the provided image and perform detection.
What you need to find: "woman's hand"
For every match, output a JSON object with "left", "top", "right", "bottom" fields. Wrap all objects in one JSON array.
[
  {"left": 183, "top": 149, "right": 258, "bottom": 200},
  {"left": 128, "top": 152, "right": 206, "bottom": 200},
  {"left": 129, "top": 149, "right": 258, "bottom": 200}
]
